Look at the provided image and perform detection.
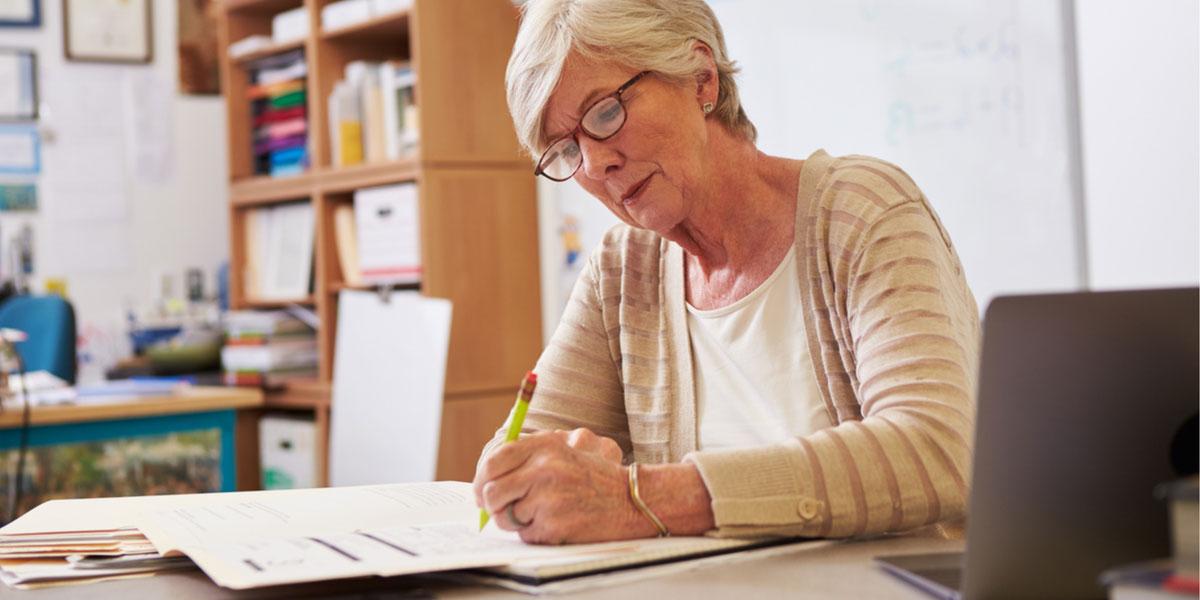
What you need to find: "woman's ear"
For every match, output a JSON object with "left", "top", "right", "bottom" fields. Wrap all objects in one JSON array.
[{"left": 691, "top": 41, "right": 719, "bottom": 107}]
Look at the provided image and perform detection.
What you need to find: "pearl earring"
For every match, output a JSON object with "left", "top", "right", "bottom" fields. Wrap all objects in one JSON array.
[{"left": 702, "top": 102, "right": 714, "bottom": 114}]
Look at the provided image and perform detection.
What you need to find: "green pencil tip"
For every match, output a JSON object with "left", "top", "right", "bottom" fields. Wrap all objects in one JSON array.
[{"left": 478, "top": 511, "right": 489, "bottom": 531}]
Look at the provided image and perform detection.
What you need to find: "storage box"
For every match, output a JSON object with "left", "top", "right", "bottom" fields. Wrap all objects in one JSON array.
[
  {"left": 259, "top": 414, "right": 316, "bottom": 489},
  {"left": 272, "top": 6, "right": 310, "bottom": 44}
]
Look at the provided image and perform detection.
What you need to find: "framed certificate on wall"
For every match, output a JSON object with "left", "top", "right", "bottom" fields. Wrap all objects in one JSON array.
[
  {"left": 63, "top": 0, "right": 153, "bottom": 64},
  {"left": 0, "top": 49, "right": 37, "bottom": 120},
  {"left": 0, "top": 0, "right": 41, "bottom": 27}
]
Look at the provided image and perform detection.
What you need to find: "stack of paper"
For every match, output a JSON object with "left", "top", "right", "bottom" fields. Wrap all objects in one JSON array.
[
  {"left": 0, "top": 482, "right": 793, "bottom": 592},
  {"left": 0, "top": 528, "right": 193, "bottom": 589}
]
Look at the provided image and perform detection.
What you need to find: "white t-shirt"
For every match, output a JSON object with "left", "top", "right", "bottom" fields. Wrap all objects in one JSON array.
[{"left": 687, "top": 247, "right": 832, "bottom": 450}]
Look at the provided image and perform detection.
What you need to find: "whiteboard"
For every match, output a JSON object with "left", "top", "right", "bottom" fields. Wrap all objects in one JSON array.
[{"left": 707, "top": 0, "right": 1085, "bottom": 307}]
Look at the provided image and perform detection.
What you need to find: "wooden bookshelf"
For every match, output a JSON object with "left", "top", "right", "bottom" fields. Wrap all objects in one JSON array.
[{"left": 216, "top": 0, "right": 541, "bottom": 487}]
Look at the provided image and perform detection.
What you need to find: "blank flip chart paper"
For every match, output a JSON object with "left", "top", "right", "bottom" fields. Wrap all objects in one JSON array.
[{"left": 330, "top": 290, "right": 452, "bottom": 487}]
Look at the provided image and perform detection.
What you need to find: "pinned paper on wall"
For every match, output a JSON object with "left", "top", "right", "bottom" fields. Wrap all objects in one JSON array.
[
  {"left": 0, "top": 125, "right": 40, "bottom": 174},
  {"left": 125, "top": 71, "right": 174, "bottom": 183},
  {"left": 330, "top": 290, "right": 451, "bottom": 487},
  {"left": 41, "top": 68, "right": 129, "bottom": 221}
]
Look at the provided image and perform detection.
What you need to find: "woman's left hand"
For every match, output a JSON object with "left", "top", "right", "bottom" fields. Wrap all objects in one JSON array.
[{"left": 473, "top": 429, "right": 656, "bottom": 544}]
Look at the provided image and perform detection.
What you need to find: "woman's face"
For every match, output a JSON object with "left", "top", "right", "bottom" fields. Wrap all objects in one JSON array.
[{"left": 541, "top": 54, "right": 713, "bottom": 235}]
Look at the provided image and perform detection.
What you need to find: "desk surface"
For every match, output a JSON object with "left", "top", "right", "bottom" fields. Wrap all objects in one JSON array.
[
  {"left": 0, "top": 386, "right": 263, "bottom": 428},
  {"left": 12, "top": 534, "right": 961, "bottom": 599}
]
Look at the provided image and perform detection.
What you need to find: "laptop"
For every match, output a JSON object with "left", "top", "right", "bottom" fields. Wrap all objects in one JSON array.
[{"left": 877, "top": 288, "right": 1199, "bottom": 600}]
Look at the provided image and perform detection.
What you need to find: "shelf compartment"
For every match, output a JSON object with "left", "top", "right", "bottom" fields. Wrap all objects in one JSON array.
[
  {"left": 316, "top": 159, "right": 419, "bottom": 193},
  {"left": 321, "top": 11, "right": 410, "bottom": 43}
]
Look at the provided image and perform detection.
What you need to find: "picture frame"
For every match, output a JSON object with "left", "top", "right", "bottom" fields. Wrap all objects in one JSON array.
[
  {"left": 0, "top": 0, "right": 40, "bottom": 28},
  {"left": 0, "top": 125, "right": 41, "bottom": 175},
  {"left": 0, "top": 48, "right": 38, "bottom": 121},
  {"left": 63, "top": 0, "right": 153, "bottom": 64}
]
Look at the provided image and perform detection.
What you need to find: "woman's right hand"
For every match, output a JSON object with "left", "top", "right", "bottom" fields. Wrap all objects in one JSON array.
[{"left": 562, "top": 427, "right": 624, "bottom": 464}]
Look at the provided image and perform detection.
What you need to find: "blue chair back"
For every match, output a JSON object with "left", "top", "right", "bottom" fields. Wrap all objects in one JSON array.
[{"left": 0, "top": 295, "right": 77, "bottom": 384}]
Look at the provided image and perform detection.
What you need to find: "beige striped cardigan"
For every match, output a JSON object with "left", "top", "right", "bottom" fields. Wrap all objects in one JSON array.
[{"left": 485, "top": 149, "right": 981, "bottom": 538}]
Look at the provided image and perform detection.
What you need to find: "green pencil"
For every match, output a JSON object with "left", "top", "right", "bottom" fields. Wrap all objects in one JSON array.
[{"left": 479, "top": 371, "right": 538, "bottom": 531}]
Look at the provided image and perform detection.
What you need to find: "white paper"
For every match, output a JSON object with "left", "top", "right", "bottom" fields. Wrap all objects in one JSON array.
[
  {"left": 3, "top": 482, "right": 789, "bottom": 591},
  {"left": 0, "top": 126, "right": 38, "bottom": 174},
  {"left": 258, "top": 203, "right": 314, "bottom": 300},
  {"left": 41, "top": 68, "right": 129, "bottom": 221},
  {"left": 330, "top": 291, "right": 451, "bottom": 486},
  {"left": 124, "top": 71, "right": 174, "bottom": 183},
  {"left": 354, "top": 184, "right": 421, "bottom": 284},
  {"left": 0, "top": 0, "right": 35, "bottom": 20}
]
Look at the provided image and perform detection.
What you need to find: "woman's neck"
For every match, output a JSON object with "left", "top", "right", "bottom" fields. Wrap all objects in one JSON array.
[{"left": 665, "top": 126, "right": 802, "bottom": 277}]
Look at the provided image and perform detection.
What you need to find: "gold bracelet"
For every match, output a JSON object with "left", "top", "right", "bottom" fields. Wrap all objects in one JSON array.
[{"left": 628, "top": 462, "right": 670, "bottom": 537}]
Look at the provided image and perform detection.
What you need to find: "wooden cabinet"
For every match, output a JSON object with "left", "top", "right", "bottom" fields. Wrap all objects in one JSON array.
[{"left": 216, "top": 0, "right": 541, "bottom": 486}]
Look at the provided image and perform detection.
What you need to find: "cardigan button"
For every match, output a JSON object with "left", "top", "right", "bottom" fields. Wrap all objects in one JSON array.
[{"left": 797, "top": 498, "right": 820, "bottom": 520}]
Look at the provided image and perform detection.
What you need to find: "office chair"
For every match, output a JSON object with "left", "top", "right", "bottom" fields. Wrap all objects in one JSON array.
[{"left": 0, "top": 295, "right": 77, "bottom": 384}]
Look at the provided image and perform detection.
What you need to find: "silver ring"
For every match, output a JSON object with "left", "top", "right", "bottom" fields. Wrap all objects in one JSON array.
[{"left": 507, "top": 503, "right": 532, "bottom": 528}]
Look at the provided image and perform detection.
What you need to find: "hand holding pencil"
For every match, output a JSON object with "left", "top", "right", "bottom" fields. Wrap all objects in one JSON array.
[{"left": 478, "top": 371, "right": 538, "bottom": 530}]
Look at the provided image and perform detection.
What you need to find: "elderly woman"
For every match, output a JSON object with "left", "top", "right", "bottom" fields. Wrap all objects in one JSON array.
[{"left": 474, "top": 0, "right": 980, "bottom": 545}]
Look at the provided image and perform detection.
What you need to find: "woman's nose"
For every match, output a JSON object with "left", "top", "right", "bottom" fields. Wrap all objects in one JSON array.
[{"left": 577, "top": 135, "right": 622, "bottom": 180}]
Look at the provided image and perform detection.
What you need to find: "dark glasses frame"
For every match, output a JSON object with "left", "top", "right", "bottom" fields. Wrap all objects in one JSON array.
[{"left": 534, "top": 71, "right": 651, "bottom": 182}]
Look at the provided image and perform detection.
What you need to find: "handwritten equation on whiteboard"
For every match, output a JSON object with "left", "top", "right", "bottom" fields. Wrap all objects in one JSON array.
[{"left": 862, "top": 2, "right": 1026, "bottom": 147}]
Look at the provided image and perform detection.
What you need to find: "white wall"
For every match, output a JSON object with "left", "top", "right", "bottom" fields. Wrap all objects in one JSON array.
[
  {"left": 0, "top": 1, "right": 229, "bottom": 379},
  {"left": 1076, "top": 0, "right": 1200, "bottom": 290}
]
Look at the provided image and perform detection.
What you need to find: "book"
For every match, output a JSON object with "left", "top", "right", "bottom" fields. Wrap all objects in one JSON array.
[
  {"left": 333, "top": 203, "right": 364, "bottom": 287},
  {"left": 380, "top": 61, "right": 418, "bottom": 160},
  {"left": 224, "top": 310, "right": 312, "bottom": 339},
  {"left": 360, "top": 65, "right": 388, "bottom": 163},
  {"left": 0, "top": 482, "right": 788, "bottom": 591},
  {"left": 220, "top": 339, "right": 318, "bottom": 373}
]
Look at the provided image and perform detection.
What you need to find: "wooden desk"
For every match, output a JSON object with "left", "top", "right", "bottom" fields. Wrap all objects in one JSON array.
[
  {"left": 0, "top": 387, "right": 262, "bottom": 428},
  {"left": 8, "top": 533, "right": 962, "bottom": 599},
  {"left": 0, "top": 386, "right": 263, "bottom": 501}
]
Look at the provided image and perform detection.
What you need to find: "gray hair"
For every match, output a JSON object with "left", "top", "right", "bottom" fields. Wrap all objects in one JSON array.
[{"left": 506, "top": 0, "right": 757, "bottom": 157}]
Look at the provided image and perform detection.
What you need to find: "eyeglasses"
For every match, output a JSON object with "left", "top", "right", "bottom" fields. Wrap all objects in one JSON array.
[{"left": 535, "top": 71, "right": 650, "bottom": 182}]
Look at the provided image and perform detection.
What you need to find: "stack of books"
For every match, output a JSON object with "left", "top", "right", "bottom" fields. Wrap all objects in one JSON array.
[
  {"left": 247, "top": 50, "right": 309, "bottom": 177},
  {"left": 328, "top": 60, "right": 418, "bottom": 167},
  {"left": 321, "top": 0, "right": 412, "bottom": 32},
  {"left": 221, "top": 310, "right": 318, "bottom": 388}
]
